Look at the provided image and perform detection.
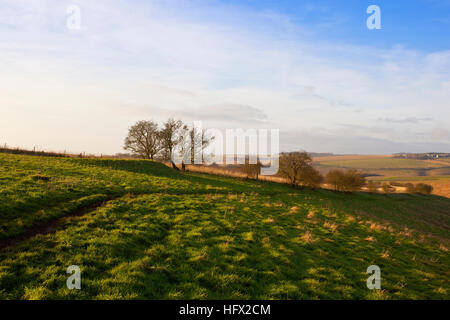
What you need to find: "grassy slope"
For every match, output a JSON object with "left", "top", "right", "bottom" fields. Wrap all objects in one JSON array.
[{"left": 0, "top": 153, "right": 449, "bottom": 299}]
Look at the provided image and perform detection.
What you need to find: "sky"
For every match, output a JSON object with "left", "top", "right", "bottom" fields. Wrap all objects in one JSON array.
[{"left": 0, "top": 0, "right": 449, "bottom": 154}]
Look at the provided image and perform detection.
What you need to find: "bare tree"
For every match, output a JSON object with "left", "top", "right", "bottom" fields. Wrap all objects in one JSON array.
[
  {"left": 279, "top": 152, "right": 315, "bottom": 187},
  {"left": 189, "top": 125, "right": 202, "bottom": 164},
  {"left": 367, "top": 181, "right": 379, "bottom": 193},
  {"left": 326, "top": 169, "right": 365, "bottom": 192},
  {"left": 174, "top": 123, "right": 216, "bottom": 170},
  {"left": 381, "top": 182, "right": 395, "bottom": 194},
  {"left": 123, "top": 120, "right": 161, "bottom": 159},
  {"left": 297, "top": 165, "right": 323, "bottom": 188},
  {"left": 159, "top": 118, "right": 183, "bottom": 169},
  {"left": 414, "top": 183, "right": 433, "bottom": 195},
  {"left": 341, "top": 169, "right": 365, "bottom": 192},
  {"left": 243, "top": 156, "right": 262, "bottom": 180},
  {"left": 178, "top": 124, "right": 191, "bottom": 171},
  {"left": 326, "top": 169, "right": 343, "bottom": 191},
  {"left": 200, "top": 128, "right": 215, "bottom": 163}
]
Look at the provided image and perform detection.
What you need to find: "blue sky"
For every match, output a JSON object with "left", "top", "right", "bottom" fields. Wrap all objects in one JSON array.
[
  {"left": 220, "top": 0, "right": 450, "bottom": 51},
  {"left": 0, "top": 0, "right": 449, "bottom": 154}
]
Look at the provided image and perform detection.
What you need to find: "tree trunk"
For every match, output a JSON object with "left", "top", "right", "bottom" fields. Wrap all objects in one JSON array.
[{"left": 171, "top": 161, "right": 179, "bottom": 171}]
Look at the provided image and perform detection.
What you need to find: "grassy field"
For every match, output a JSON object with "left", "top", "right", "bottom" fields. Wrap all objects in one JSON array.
[
  {"left": 0, "top": 153, "right": 449, "bottom": 299},
  {"left": 315, "top": 158, "right": 446, "bottom": 169}
]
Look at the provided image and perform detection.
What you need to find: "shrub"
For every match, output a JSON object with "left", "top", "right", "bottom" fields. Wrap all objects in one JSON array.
[
  {"left": 326, "top": 169, "right": 344, "bottom": 191},
  {"left": 389, "top": 181, "right": 405, "bottom": 187},
  {"left": 243, "top": 159, "right": 262, "bottom": 180},
  {"left": 366, "top": 181, "right": 379, "bottom": 193},
  {"left": 343, "top": 169, "right": 366, "bottom": 192},
  {"left": 279, "top": 152, "right": 324, "bottom": 188},
  {"left": 415, "top": 183, "right": 433, "bottom": 195},
  {"left": 381, "top": 183, "right": 395, "bottom": 194},
  {"left": 326, "top": 169, "right": 365, "bottom": 192},
  {"left": 405, "top": 183, "right": 416, "bottom": 194},
  {"left": 298, "top": 165, "right": 324, "bottom": 188}
]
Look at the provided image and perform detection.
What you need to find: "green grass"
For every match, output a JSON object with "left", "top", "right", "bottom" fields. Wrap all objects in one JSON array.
[{"left": 0, "top": 153, "right": 449, "bottom": 299}]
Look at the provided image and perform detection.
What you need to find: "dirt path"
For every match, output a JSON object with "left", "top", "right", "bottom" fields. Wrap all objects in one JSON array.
[
  {"left": 0, "top": 189, "right": 257, "bottom": 251},
  {"left": 0, "top": 196, "right": 119, "bottom": 251}
]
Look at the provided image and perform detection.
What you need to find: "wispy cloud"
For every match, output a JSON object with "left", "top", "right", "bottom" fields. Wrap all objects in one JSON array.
[{"left": 377, "top": 117, "right": 434, "bottom": 124}]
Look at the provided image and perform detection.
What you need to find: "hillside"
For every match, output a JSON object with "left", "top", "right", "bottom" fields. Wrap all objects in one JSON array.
[{"left": 0, "top": 153, "right": 449, "bottom": 299}]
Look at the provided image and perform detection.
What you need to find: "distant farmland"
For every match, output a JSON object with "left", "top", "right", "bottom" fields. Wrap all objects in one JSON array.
[
  {"left": 312, "top": 155, "right": 450, "bottom": 197},
  {"left": 314, "top": 158, "right": 446, "bottom": 169}
]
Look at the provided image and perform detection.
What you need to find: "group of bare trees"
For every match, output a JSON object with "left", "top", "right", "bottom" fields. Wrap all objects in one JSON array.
[
  {"left": 124, "top": 121, "right": 372, "bottom": 192},
  {"left": 124, "top": 119, "right": 214, "bottom": 170},
  {"left": 242, "top": 151, "right": 367, "bottom": 191},
  {"left": 277, "top": 152, "right": 368, "bottom": 192},
  {"left": 406, "top": 183, "right": 433, "bottom": 195},
  {"left": 367, "top": 181, "right": 433, "bottom": 195},
  {"left": 124, "top": 124, "right": 435, "bottom": 195}
]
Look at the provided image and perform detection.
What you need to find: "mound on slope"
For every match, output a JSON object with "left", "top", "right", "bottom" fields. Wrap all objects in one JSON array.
[{"left": 0, "top": 153, "right": 449, "bottom": 299}]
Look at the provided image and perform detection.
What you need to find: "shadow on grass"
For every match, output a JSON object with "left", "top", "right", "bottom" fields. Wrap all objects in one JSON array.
[
  {"left": 78, "top": 158, "right": 295, "bottom": 195},
  {"left": 78, "top": 158, "right": 450, "bottom": 204}
]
